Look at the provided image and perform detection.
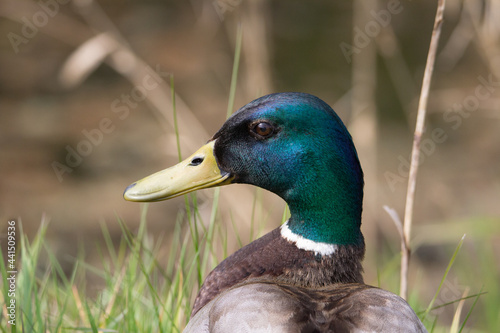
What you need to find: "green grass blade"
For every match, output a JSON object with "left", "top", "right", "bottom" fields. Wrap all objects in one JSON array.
[
  {"left": 202, "top": 187, "right": 221, "bottom": 273},
  {"left": 82, "top": 297, "right": 98, "bottom": 333},
  {"left": 226, "top": 23, "right": 243, "bottom": 119},
  {"left": 421, "top": 291, "right": 487, "bottom": 313},
  {"left": 281, "top": 204, "right": 290, "bottom": 224},
  {"left": 422, "top": 234, "right": 466, "bottom": 321},
  {"left": 54, "top": 262, "right": 80, "bottom": 332},
  {"left": 170, "top": 75, "right": 182, "bottom": 162},
  {"left": 458, "top": 286, "right": 484, "bottom": 333},
  {"left": 100, "top": 220, "right": 118, "bottom": 266},
  {"left": 229, "top": 210, "right": 243, "bottom": 249}
]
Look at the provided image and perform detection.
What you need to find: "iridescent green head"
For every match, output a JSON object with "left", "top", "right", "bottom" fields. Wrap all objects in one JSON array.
[{"left": 125, "top": 92, "right": 364, "bottom": 246}]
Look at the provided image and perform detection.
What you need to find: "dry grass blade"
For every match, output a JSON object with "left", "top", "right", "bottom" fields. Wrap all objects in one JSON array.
[
  {"left": 59, "top": 32, "right": 120, "bottom": 88},
  {"left": 72, "top": 284, "right": 87, "bottom": 325},
  {"left": 383, "top": 205, "right": 407, "bottom": 252},
  {"left": 400, "top": 0, "right": 446, "bottom": 300},
  {"left": 450, "top": 287, "right": 470, "bottom": 333},
  {"left": 101, "top": 264, "right": 128, "bottom": 325}
]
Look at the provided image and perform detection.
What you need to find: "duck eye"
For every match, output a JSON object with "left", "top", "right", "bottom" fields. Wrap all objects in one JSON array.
[{"left": 251, "top": 122, "right": 274, "bottom": 138}]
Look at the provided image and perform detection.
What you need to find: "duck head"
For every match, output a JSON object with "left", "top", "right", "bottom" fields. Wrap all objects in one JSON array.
[{"left": 124, "top": 92, "right": 364, "bottom": 246}]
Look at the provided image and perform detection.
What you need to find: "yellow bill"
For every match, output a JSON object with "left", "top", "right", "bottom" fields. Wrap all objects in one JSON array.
[{"left": 124, "top": 140, "right": 233, "bottom": 202}]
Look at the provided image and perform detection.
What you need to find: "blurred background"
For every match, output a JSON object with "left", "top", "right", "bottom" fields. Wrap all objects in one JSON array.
[{"left": 1, "top": 0, "right": 499, "bottom": 330}]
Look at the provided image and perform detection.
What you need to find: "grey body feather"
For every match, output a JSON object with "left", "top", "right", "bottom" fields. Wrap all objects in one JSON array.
[{"left": 184, "top": 281, "right": 427, "bottom": 333}]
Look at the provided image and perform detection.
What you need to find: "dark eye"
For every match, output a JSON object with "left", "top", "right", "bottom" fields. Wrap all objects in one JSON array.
[{"left": 251, "top": 122, "right": 275, "bottom": 138}]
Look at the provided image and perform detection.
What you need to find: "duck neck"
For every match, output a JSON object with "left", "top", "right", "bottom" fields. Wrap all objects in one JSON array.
[{"left": 284, "top": 174, "right": 364, "bottom": 249}]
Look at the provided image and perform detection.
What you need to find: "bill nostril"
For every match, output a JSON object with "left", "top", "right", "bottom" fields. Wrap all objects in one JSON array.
[{"left": 189, "top": 157, "right": 204, "bottom": 166}]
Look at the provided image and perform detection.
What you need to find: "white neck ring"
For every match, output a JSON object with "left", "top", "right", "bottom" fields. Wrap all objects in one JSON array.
[{"left": 280, "top": 221, "right": 337, "bottom": 256}]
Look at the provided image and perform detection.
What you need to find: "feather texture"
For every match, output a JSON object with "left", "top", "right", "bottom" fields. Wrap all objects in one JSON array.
[
  {"left": 191, "top": 227, "right": 366, "bottom": 317},
  {"left": 185, "top": 281, "right": 426, "bottom": 333}
]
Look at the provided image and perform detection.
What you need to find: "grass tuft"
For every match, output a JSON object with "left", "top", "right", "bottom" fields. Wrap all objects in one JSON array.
[{"left": 0, "top": 212, "right": 495, "bottom": 332}]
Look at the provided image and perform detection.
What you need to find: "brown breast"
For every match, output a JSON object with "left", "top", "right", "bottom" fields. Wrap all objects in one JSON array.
[{"left": 191, "top": 226, "right": 365, "bottom": 317}]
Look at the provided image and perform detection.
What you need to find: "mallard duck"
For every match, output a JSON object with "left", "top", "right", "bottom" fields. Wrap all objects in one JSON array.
[{"left": 124, "top": 92, "right": 427, "bottom": 332}]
